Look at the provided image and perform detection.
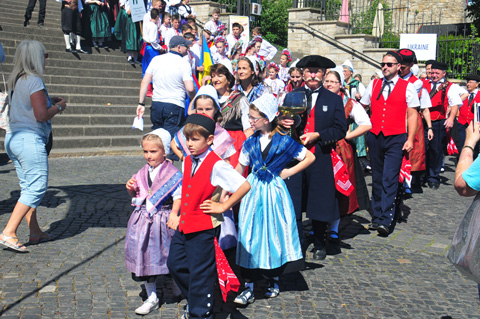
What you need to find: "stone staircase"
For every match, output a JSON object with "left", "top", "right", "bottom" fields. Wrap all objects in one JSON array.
[{"left": 0, "top": 0, "right": 151, "bottom": 157}]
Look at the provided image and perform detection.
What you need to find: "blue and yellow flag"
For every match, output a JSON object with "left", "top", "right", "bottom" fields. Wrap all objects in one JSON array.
[{"left": 199, "top": 34, "right": 213, "bottom": 84}]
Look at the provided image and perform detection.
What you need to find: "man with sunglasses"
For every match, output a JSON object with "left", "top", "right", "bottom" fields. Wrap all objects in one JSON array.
[
  {"left": 397, "top": 49, "right": 433, "bottom": 191},
  {"left": 422, "top": 62, "right": 464, "bottom": 189},
  {"left": 457, "top": 75, "right": 480, "bottom": 157},
  {"left": 359, "top": 51, "right": 419, "bottom": 237}
]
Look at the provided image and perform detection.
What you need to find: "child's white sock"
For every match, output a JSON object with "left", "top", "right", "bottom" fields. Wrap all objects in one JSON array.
[
  {"left": 75, "top": 35, "right": 82, "bottom": 50},
  {"left": 144, "top": 282, "right": 157, "bottom": 302},
  {"left": 64, "top": 34, "right": 71, "bottom": 49},
  {"left": 245, "top": 282, "right": 254, "bottom": 291}
]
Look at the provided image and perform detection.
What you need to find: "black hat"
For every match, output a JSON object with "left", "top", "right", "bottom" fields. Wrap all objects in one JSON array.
[
  {"left": 397, "top": 49, "right": 417, "bottom": 64},
  {"left": 296, "top": 55, "right": 336, "bottom": 69},
  {"left": 185, "top": 114, "right": 216, "bottom": 135},
  {"left": 431, "top": 61, "right": 447, "bottom": 71},
  {"left": 466, "top": 74, "right": 480, "bottom": 82},
  {"left": 385, "top": 51, "right": 403, "bottom": 63},
  {"left": 425, "top": 59, "right": 436, "bottom": 66}
]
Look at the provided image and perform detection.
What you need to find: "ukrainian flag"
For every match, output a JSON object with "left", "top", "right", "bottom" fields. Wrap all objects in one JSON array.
[{"left": 199, "top": 33, "right": 213, "bottom": 84}]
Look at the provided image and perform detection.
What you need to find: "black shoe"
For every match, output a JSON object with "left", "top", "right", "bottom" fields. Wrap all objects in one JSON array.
[
  {"left": 368, "top": 222, "right": 379, "bottom": 230},
  {"left": 377, "top": 225, "right": 390, "bottom": 237},
  {"left": 65, "top": 48, "right": 74, "bottom": 53},
  {"left": 312, "top": 247, "right": 326, "bottom": 260},
  {"left": 37, "top": 22, "right": 44, "bottom": 28},
  {"left": 76, "top": 48, "right": 89, "bottom": 54},
  {"left": 134, "top": 60, "right": 142, "bottom": 65},
  {"left": 428, "top": 181, "right": 440, "bottom": 189},
  {"left": 127, "top": 57, "right": 135, "bottom": 65},
  {"left": 326, "top": 233, "right": 341, "bottom": 255},
  {"left": 23, "top": 20, "right": 29, "bottom": 27}
]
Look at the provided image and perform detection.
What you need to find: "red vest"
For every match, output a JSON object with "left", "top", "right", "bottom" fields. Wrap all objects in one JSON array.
[
  {"left": 304, "top": 109, "right": 316, "bottom": 153},
  {"left": 408, "top": 75, "right": 419, "bottom": 84},
  {"left": 423, "top": 80, "right": 452, "bottom": 121},
  {"left": 178, "top": 151, "right": 221, "bottom": 234},
  {"left": 458, "top": 91, "right": 480, "bottom": 125},
  {"left": 370, "top": 78, "right": 408, "bottom": 136}
]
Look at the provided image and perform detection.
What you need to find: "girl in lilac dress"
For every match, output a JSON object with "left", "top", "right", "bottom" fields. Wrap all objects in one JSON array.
[{"left": 125, "top": 128, "right": 182, "bottom": 315}]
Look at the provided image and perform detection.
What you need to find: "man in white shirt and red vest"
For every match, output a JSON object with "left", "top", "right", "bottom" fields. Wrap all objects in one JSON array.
[
  {"left": 359, "top": 51, "right": 419, "bottom": 236},
  {"left": 422, "top": 61, "right": 463, "bottom": 189},
  {"left": 457, "top": 74, "right": 480, "bottom": 157},
  {"left": 397, "top": 49, "right": 433, "bottom": 190}
]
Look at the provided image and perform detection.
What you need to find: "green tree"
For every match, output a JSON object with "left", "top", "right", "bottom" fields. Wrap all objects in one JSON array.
[
  {"left": 467, "top": 0, "right": 480, "bottom": 31},
  {"left": 260, "top": 0, "right": 292, "bottom": 47}
]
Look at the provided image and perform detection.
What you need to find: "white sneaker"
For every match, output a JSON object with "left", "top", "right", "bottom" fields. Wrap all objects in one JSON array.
[{"left": 135, "top": 298, "right": 159, "bottom": 315}]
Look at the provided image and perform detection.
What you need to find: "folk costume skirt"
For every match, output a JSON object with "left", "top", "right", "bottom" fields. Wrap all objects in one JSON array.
[
  {"left": 88, "top": 4, "right": 110, "bottom": 42},
  {"left": 125, "top": 205, "right": 174, "bottom": 277},
  {"left": 236, "top": 174, "right": 302, "bottom": 270}
]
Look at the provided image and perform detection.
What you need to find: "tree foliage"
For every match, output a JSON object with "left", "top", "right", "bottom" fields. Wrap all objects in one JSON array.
[
  {"left": 260, "top": 0, "right": 292, "bottom": 47},
  {"left": 467, "top": 0, "right": 480, "bottom": 31}
]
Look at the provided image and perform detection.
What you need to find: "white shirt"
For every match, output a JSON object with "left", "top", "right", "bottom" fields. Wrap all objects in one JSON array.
[
  {"left": 164, "top": 27, "right": 181, "bottom": 49},
  {"left": 257, "top": 38, "right": 277, "bottom": 61},
  {"left": 159, "top": 24, "right": 171, "bottom": 42},
  {"left": 181, "top": 149, "right": 247, "bottom": 193},
  {"left": 401, "top": 72, "right": 423, "bottom": 94},
  {"left": 349, "top": 99, "right": 371, "bottom": 126},
  {"left": 165, "top": 0, "right": 180, "bottom": 12},
  {"left": 204, "top": 20, "right": 222, "bottom": 38},
  {"left": 177, "top": 4, "right": 195, "bottom": 18},
  {"left": 238, "top": 133, "right": 307, "bottom": 166},
  {"left": 226, "top": 33, "right": 247, "bottom": 54},
  {"left": 146, "top": 52, "right": 193, "bottom": 107},
  {"left": 264, "top": 78, "right": 285, "bottom": 96},
  {"left": 360, "top": 75, "right": 420, "bottom": 108},
  {"left": 142, "top": 19, "right": 161, "bottom": 50}
]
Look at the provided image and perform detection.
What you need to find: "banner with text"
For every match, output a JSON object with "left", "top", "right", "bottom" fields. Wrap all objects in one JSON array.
[
  {"left": 400, "top": 34, "right": 437, "bottom": 61},
  {"left": 130, "top": 0, "right": 146, "bottom": 23}
]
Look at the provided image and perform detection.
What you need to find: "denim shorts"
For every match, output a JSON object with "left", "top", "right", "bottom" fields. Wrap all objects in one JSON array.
[{"left": 5, "top": 130, "right": 49, "bottom": 208}]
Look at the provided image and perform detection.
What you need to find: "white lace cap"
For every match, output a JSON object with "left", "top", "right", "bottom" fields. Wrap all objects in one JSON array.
[
  {"left": 145, "top": 128, "right": 171, "bottom": 156},
  {"left": 252, "top": 93, "right": 278, "bottom": 122}
]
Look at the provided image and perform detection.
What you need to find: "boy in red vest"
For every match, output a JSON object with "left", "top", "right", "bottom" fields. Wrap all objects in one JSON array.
[
  {"left": 359, "top": 51, "right": 419, "bottom": 236},
  {"left": 167, "top": 114, "right": 251, "bottom": 319}
]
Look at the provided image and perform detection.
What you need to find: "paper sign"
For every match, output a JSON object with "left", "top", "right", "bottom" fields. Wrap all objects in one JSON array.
[
  {"left": 400, "top": 34, "right": 437, "bottom": 61},
  {"left": 130, "top": 0, "right": 146, "bottom": 23},
  {"left": 228, "top": 15, "right": 250, "bottom": 45},
  {"left": 132, "top": 116, "right": 144, "bottom": 131}
]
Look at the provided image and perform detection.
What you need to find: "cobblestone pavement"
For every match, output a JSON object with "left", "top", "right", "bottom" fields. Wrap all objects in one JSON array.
[{"left": 0, "top": 155, "right": 479, "bottom": 319}]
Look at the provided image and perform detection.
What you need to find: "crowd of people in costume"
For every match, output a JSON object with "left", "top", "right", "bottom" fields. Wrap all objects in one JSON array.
[
  {"left": 5, "top": 3, "right": 479, "bottom": 318},
  {"left": 127, "top": 8, "right": 478, "bottom": 315}
]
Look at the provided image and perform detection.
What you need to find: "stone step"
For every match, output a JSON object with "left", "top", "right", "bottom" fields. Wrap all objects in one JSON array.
[
  {"left": 49, "top": 93, "right": 145, "bottom": 105},
  {"left": 52, "top": 124, "right": 152, "bottom": 137},
  {"left": 59, "top": 104, "right": 148, "bottom": 115},
  {"left": 42, "top": 75, "right": 140, "bottom": 88},
  {"left": 48, "top": 83, "right": 139, "bottom": 96},
  {"left": 48, "top": 146, "right": 143, "bottom": 157},
  {"left": 51, "top": 114, "right": 151, "bottom": 126}
]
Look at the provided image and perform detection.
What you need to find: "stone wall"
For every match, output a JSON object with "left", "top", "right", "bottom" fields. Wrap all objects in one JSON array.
[{"left": 288, "top": 8, "right": 390, "bottom": 86}]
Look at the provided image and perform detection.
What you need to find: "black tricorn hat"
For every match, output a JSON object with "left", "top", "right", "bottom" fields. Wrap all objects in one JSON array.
[
  {"left": 185, "top": 113, "right": 216, "bottom": 135},
  {"left": 297, "top": 55, "right": 336, "bottom": 69},
  {"left": 466, "top": 74, "right": 480, "bottom": 82},
  {"left": 431, "top": 61, "right": 447, "bottom": 71},
  {"left": 397, "top": 48, "right": 417, "bottom": 64}
]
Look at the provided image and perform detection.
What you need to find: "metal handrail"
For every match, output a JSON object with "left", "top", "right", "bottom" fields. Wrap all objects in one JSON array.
[{"left": 288, "top": 21, "right": 382, "bottom": 68}]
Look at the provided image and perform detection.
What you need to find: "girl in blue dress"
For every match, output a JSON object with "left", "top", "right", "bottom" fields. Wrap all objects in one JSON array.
[{"left": 234, "top": 93, "right": 315, "bottom": 304}]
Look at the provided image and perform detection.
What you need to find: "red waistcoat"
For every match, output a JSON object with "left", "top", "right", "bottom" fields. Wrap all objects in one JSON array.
[
  {"left": 178, "top": 151, "right": 221, "bottom": 234},
  {"left": 458, "top": 91, "right": 480, "bottom": 125},
  {"left": 304, "top": 109, "right": 316, "bottom": 153},
  {"left": 423, "top": 80, "right": 452, "bottom": 121},
  {"left": 408, "top": 75, "right": 419, "bottom": 84},
  {"left": 370, "top": 78, "right": 408, "bottom": 136}
]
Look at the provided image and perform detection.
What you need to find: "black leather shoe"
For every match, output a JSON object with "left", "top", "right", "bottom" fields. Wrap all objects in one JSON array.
[
  {"left": 312, "top": 247, "right": 326, "bottom": 260},
  {"left": 24, "top": 20, "right": 29, "bottom": 27},
  {"left": 65, "top": 48, "right": 74, "bottom": 53},
  {"left": 368, "top": 222, "right": 379, "bottom": 230},
  {"left": 326, "top": 234, "right": 341, "bottom": 255},
  {"left": 76, "top": 48, "right": 89, "bottom": 54},
  {"left": 377, "top": 225, "right": 390, "bottom": 237}
]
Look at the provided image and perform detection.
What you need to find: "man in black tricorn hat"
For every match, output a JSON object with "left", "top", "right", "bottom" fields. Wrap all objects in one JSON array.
[
  {"left": 422, "top": 61, "right": 463, "bottom": 189},
  {"left": 456, "top": 74, "right": 480, "bottom": 157},
  {"left": 359, "top": 51, "right": 419, "bottom": 236},
  {"left": 280, "top": 55, "right": 347, "bottom": 260}
]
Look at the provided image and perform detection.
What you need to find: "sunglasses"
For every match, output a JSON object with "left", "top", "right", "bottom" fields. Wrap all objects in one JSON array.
[{"left": 380, "top": 62, "right": 398, "bottom": 68}]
